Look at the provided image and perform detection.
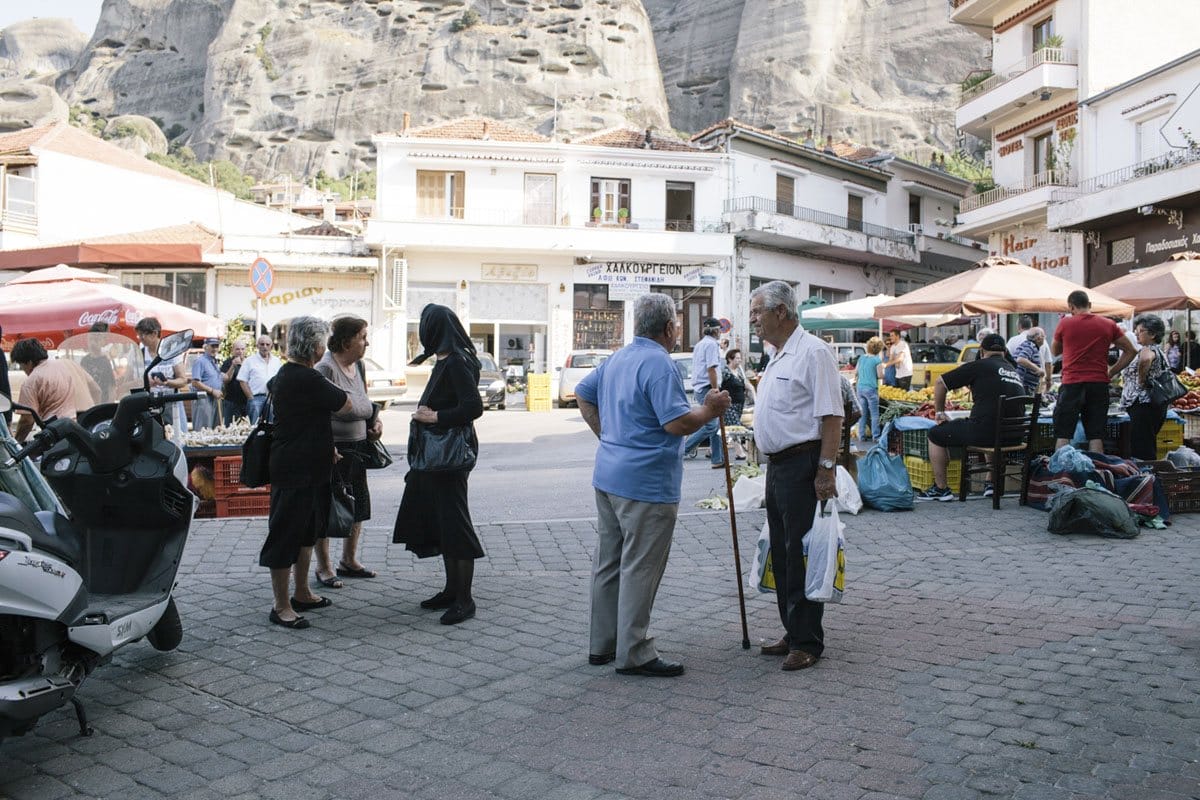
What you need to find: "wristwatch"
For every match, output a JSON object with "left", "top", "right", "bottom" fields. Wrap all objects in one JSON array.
[{"left": 819, "top": 458, "right": 836, "bottom": 470}]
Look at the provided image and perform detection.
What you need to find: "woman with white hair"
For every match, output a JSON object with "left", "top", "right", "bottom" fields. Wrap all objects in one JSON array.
[{"left": 260, "top": 316, "right": 353, "bottom": 629}]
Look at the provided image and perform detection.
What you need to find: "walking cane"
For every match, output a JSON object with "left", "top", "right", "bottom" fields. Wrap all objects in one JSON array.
[{"left": 718, "top": 415, "right": 751, "bottom": 650}]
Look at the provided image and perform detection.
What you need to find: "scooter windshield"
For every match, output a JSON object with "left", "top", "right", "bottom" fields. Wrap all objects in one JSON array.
[{"left": 0, "top": 422, "right": 60, "bottom": 514}]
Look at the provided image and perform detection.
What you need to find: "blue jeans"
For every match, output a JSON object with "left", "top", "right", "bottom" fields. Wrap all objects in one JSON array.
[
  {"left": 856, "top": 386, "right": 880, "bottom": 440},
  {"left": 248, "top": 395, "right": 269, "bottom": 425},
  {"left": 683, "top": 389, "right": 724, "bottom": 465}
]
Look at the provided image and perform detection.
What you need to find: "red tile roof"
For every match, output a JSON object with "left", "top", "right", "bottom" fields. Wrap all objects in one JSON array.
[
  {"left": 291, "top": 220, "right": 354, "bottom": 237},
  {"left": 400, "top": 117, "right": 549, "bottom": 143},
  {"left": 84, "top": 222, "right": 223, "bottom": 248},
  {"left": 571, "top": 126, "right": 698, "bottom": 152},
  {"left": 0, "top": 122, "right": 207, "bottom": 187}
]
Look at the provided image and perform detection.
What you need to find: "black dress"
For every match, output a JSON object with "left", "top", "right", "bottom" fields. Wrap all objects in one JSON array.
[{"left": 393, "top": 353, "right": 485, "bottom": 559}]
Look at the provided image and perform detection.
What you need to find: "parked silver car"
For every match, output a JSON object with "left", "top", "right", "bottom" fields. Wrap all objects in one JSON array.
[{"left": 557, "top": 349, "right": 612, "bottom": 407}]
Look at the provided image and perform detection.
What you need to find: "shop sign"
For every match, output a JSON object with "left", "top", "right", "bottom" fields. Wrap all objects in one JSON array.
[
  {"left": 995, "top": 226, "right": 1071, "bottom": 276},
  {"left": 1144, "top": 232, "right": 1200, "bottom": 256},
  {"left": 608, "top": 283, "right": 650, "bottom": 302},
  {"left": 574, "top": 261, "right": 718, "bottom": 287},
  {"left": 481, "top": 263, "right": 538, "bottom": 282},
  {"left": 217, "top": 271, "right": 373, "bottom": 326}
]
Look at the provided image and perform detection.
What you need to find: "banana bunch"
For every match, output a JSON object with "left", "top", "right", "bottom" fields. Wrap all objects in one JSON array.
[{"left": 879, "top": 385, "right": 934, "bottom": 403}]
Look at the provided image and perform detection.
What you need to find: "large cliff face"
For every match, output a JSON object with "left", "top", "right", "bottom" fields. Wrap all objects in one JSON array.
[{"left": 4, "top": 0, "right": 985, "bottom": 177}]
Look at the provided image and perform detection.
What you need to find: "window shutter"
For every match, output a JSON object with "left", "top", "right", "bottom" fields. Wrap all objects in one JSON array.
[
  {"left": 416, "top": 171, "right": 444, "bottom": 217},
  {"left": 619, "top": 180, "right": 631, "bottom": 218},
  {"left": 590, "top": 179, "right": 600, "bottom": 218},
  {"left": 451, "top": 172, "right": 465, "bottom": 219}
]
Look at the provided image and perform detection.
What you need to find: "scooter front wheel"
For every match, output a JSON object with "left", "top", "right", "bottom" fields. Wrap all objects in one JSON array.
[{"left": 147, "top": 598, "right": 182, "bottom": 651}]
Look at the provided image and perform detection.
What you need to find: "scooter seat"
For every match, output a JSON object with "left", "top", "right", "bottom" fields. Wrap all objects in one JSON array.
[{"left": 0, "top": 492, "right": 79, "bottom": 568}]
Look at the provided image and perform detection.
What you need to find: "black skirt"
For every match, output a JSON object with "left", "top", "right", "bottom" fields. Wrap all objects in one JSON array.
[
  {"left": 392, "top": 470, "right": 485, "bottom": 560},
  {"left": 333, "top": 439, "right": 372, "bottom": 525},
  {"left": 260, "top": 483, "right": 331, "bottom": 568}
]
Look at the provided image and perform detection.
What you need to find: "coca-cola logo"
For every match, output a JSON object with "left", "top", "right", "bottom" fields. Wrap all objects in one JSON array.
[{"left": 78, "top": 308, "right": 121, "bottom": 327}]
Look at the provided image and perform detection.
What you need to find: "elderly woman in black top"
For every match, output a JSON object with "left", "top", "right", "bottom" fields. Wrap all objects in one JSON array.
[
  {"left": 393, "top": 304, "right": 485, "bottom": 625},
  {"left": 261, "top": 316, "right": 352, "bottom": 629}
]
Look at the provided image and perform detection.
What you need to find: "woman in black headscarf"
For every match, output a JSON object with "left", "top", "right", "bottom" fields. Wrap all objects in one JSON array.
[{"left": 393, "top": 304, "right": 485, "bottom": 625}]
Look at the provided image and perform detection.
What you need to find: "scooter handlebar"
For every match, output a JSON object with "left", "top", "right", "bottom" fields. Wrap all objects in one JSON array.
[{"left": 4, "top": 428, "right": 58, "bottom": 467}]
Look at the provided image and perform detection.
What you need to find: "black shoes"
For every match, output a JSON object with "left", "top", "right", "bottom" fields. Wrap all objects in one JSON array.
[
  {"left": 290, "top": 596, "right": 331, "bottom": 611},
  {"left": 420, "top": 590, "right": 455, "bottom": 610},
  {"left": 615, "top": 657, "right": 684, "bottom": 677},
  {"left": 588, "top": 653, "right": 615, "bottom": 665},
  {"left": 440, "top": 600, "right": 476, "bottom": 625},
  {"left": 269, "top": 609, "right": 310, "bottom": 629}
]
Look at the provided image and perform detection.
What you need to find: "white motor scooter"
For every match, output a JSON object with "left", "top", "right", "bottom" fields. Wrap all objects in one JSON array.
[{"left": 0, "top": 329, "right": 197, "bottom": 739}]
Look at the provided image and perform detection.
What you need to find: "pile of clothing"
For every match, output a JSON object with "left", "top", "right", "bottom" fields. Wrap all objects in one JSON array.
[{"left": 1026, "top": 448, "right": 1170, "bottom": 525}]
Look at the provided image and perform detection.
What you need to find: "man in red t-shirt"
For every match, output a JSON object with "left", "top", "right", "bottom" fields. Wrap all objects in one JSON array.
[{"left": 1050, "top": 290, "right": 1135, "bottom": 452}]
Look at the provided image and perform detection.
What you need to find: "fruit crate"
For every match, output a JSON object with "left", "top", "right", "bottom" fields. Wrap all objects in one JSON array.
[
  {"left": 900, "top": 428, "right": 930, "bottom": 459},
  {"left": 904, "top": 455, "right": 962, "bottom": 492},
  {"left": 1144, "top": 461, "right": 1200, "bottom": 514},
  {"left": 213, "top": 455, "right": 245, "bottom": 498},
  {"left": 215, "top": 488, "right": 271, "bottom": 518}
]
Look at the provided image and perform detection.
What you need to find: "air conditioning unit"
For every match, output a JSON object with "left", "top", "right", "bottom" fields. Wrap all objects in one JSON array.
[{"left": 384, "top": 257, "right": 407, "bottom": 311}]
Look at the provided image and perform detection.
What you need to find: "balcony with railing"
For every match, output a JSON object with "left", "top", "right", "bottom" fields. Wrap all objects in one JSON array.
[
  {"left": 1048, "top": 147, "right": 1200, "bottom": 230},
  {"left": 723, "top": 196, "right": 918, "bottom": 266},
  {"left": 956, "top": 48, "right": 1079, "bottom": 133},
  {"left": 956, "top": 170, "right": 1072, "bottom": 237},
  {"left": 0, "top": 172, "right": 37, "bottom": 235}
]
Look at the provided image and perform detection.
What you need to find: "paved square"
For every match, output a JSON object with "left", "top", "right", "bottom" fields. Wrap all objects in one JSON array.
[{"left": 2, "top": 491, "right": 1198, "bottom": 800}]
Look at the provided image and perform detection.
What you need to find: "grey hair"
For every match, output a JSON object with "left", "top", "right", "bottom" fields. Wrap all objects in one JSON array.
[
  {"left": 633, "top": 293, "right": 677, "bottom": 338},
  {"left": 750, "top": 280, "right": 799, "bottom": 321},
  {"left": 1133, "top": 313, "right": 1166, "bottom": 344},
  {"left": 286, "top": 316, "right": 330, "bottom": 363}
]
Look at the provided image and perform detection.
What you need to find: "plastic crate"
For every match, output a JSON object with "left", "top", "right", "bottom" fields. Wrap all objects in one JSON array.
[
  {"left": 213, "top": 455, "right": 244, "bottom": 498},
  {"left": 900, "top": 428, "right": 929, "bottom": 459},
  {"left": 904, "top": 455, "right": 962, "bottom": 492},
  {"left": 215, "top": 489, "right": 271, "bottom": 518},
  {"left": 1181, "top": 411, "right": 1200, "bottom": 442},
  {"left": 1145, "top": 461, "right": 1200, "bottom": 514},
  {"left": 527, "top": 396, "right": 552, "bottom": 412}
]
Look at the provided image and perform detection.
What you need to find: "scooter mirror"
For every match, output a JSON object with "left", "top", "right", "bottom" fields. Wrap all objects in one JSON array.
[
  {"left": 158, "top": 329, "right": 193, "bottom": 363},
  {"left": 0, "top": 393, "right": 10, "bottom": 415}
]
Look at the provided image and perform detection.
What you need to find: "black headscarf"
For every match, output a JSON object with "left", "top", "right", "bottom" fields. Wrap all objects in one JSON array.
[{"left": 411, "top": 304, "right": 480, "bottom": 370}]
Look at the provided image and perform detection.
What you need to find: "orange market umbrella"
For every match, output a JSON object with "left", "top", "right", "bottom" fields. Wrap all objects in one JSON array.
[
  {"left": 873, "top": 256, "right": 1135, "bottom": 319},
  {"left": 1091, "top": 251, "right": 1200, "bottom": 311},
  {"left": 0, "top": 266, "right": 223, "bottom": 350}
]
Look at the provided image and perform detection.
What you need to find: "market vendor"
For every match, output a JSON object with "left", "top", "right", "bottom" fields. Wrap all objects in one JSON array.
[{"left": 916, "top": 334, "right": 1025, "bottom": 502}]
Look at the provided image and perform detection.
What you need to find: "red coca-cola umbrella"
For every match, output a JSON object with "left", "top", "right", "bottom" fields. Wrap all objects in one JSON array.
[{"left": 0, "top": 265, "right": 223, "bottom": 350}]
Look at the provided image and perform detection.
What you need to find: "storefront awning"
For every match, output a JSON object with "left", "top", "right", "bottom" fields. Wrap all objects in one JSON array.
[{"left": 0, "top": 223, "right": 223, "bottom": 272}]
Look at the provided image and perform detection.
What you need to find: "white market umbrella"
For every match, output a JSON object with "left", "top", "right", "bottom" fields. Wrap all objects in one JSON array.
[{"left": 800, "top": 293, "right": 960, "bottom": 331}]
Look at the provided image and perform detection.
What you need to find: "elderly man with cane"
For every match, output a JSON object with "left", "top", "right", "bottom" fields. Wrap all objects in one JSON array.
[
  {"left": 750, "top": 280, "right": 843, "bottom": 671},
  {"left": 576, "top": 293, "right": 730, "bottom": 677}
]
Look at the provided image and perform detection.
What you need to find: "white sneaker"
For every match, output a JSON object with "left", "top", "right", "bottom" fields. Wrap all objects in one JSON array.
[{"left": 915, "top": 485, "right": 954, "bottom": 502}]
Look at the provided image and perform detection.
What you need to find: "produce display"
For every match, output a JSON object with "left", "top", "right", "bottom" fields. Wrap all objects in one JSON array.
[
  {"left": 178, "top": 418, "right": 254, "bottom": 448},
  {"left": 879, "top": 386, "right": 933, "bottom": 403},
  {"left": 1173, "top": 373, "right": 1200, "bottom": 412}
]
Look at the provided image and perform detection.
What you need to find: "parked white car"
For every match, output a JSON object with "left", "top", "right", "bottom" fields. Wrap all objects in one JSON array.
[{"left": 557, "top": 349, "right": 611, "bottom": 407}]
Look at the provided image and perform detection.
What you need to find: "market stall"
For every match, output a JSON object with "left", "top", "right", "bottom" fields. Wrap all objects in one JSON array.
[{"left": 181, "top": 422, "right": 266, "bottom": 519}]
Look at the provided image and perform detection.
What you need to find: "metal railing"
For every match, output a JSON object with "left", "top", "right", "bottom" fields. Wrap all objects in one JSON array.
[
  {"left": 723, "top": 196, "right": 915, "bottom": 243},
  {"left": 960, "top": 48, "right": 1079, "bottom": 104},
  {"left": 960, "top": 170, "right": 1071, "bottom": 213},
  {"left": 407, "top": 207, "right": 728, "bottom": 233},
  {"left": 1051, "top": 147, "right": 1200, "bottom": 202}
]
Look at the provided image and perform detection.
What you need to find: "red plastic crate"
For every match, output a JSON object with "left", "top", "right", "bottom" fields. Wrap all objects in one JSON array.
[
  {"left": 213, "top": 455, "right": 244, "bottom": 498},
  {"left": 215, "top": 488, "right": 271, "bottom": 518}
]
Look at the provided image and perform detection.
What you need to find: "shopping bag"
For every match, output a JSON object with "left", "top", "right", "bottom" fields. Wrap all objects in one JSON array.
[
  {"left": 857, "top": 444, "right": 914, "bottom": 511},
  {"left": 731, "top": 473, "right": 766, "bottom": 509},
  {"left": 802, "top": 501, "right": 845, "bottom": 603},
  {"left": 748, "top": 520, "right": 776, "bottom": 593},
  {"left": 833, "top": 465, "right": 862, "bottom": 515}
]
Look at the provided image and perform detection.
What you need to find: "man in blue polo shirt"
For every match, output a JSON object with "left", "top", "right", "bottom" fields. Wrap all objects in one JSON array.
[
  {"left": 190, "top": 337, "right": 225, "bottom": 430},
  {"left": 576, "top": 293, "right": 730, "bottom": 678}
]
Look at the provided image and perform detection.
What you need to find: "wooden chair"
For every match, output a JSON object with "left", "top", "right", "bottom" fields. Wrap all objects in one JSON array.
[{"left": 957, "top": 394, "right": 1041, "bottom": 509}]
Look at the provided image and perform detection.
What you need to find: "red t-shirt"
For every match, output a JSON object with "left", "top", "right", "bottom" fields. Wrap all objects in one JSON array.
[{"left": 1054, "top": 313, "right": 1122, "bottom": 384}]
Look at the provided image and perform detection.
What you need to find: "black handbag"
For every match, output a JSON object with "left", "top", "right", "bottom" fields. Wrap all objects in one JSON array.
[
  {"left": 362, "top": 438, "right": 393, "bottom": 470},
  {"left": 326, "top": 479, "right": 356, "bottom": 538},
  {"left": 239, "top": 396, "right": 274, "bottom": 488},
  {"left": 407, "top": 420, "right": 476, "bottom": 473},
  {"left": 1147, "top": 350, "right": 1187, "bottom": 406}
]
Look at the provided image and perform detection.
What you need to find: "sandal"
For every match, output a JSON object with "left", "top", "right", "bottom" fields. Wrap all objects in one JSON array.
[
  {"left": 336, "top": 561, "right": 377, "bottom": 579},
  {"left": 314, "top": 572, "right": 344, "bottom": 589},
  {"left": 291, "top": 596, "right": 332, "bottom": 611}
]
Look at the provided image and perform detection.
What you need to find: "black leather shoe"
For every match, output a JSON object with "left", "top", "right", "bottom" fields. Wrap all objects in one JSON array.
[
  {"left": 615, "top": 658, "right": 684, "bottom": 677},
  {"left": 439, "top": 600, "right": 476, "bottom": 625},
  {"left": 420, "top": 590, "right": 454, "bottom": 610},
  {"left": 588, "top": 653, "right": 615, "bottom": 665}
]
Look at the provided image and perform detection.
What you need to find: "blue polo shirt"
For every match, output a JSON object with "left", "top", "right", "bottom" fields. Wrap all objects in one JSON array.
[
  {"left": 576, "top": 337, "right": 692, "bottom": 504},
  {"left": 191, "top": 352, "right": 223, "bottom": 393}
]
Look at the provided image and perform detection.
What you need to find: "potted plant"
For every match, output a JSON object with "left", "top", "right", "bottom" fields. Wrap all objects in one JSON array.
[
  {"left": 590, "top": 206, "right": 602, "bottom": 226},
  {"left": 617, "top": 207, "right": 630, "bottom": 226}
]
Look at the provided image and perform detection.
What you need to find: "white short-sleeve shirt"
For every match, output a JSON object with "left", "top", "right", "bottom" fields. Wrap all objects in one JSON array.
[{"left": 753, "top": 325, "right": 844, "bottom": 455}]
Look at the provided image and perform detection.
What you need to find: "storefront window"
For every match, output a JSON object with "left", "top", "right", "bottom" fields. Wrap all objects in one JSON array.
[
  {"left": 121, "top": 271, "right": 207, "bottom": 310},
  {"left": 573, "top": 284, "right": 624, "bottom": 351},
  {"left": 652, "top": 286, "right": 712, "bottom": 351}
]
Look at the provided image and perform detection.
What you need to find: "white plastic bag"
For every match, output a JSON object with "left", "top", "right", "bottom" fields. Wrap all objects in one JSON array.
[
  {"left": 732, "top": 473, "right": 766, "bottom": 510},
  {"left": 802, "top": 501, "right": 845, "bottom": 603},
  {"left": 748, "top": 519, "right": 775, "bottom": 593},
  {"left": 833, "top": 465, "right": 862, "bottom": 515}
]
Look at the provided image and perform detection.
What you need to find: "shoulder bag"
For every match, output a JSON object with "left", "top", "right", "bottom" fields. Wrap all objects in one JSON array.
[
  {"left": 239, "top": 395, "right": 274, "bottom": 488},
  {"left": 326, "top": 476, "right": 356, "bottom": 538},
  {"left": 354, "top": 360, "right": 394, "bottom": 470},
  {"left": 1146, "top": 348, "right": 1186, "bottom": 406},
  {"left": 407, "top": 420, "right": 476, "bottom": 473}
]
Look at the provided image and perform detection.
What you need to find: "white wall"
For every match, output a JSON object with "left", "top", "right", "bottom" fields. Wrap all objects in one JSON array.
[
  {"left": 1081, "top": 0, "right": 1200, "bottom": 98},
  {"left": 729, "top": 151, "right": 889, "bottom": 226}
]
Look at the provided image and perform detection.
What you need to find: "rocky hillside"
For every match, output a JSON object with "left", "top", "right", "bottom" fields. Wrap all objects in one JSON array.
[{"left": 0, "top": 0, "right": 987, "bottom": 178}]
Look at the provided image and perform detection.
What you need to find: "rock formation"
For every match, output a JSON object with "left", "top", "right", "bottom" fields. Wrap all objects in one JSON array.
[
  {"left": 0, "top": 0, "right": 988, "bottom": 177},
  {"left": 103, "top": 113, "right": 169, "bottom": 156}
]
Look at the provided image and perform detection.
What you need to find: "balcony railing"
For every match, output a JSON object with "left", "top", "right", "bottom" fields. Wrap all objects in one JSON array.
[
  {"left": 1051, "top": 147, "right": 1200, "bottom": 202},
  {"left": 960, "top": 48, "right": 1078, "bottom": 104},
  {"left": 407, "top": 207, "right": 728, "bottom": 233},
  {"left": 723, "top": 196, "right": 915, "bottom": 243},
  {"left": 960, "top": 170, "right": 1071, "bottom": 213}
]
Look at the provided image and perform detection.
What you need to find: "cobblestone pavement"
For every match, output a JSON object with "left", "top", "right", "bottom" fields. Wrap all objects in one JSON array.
[{"left": 1, "top": 492, "right": 1198, "bottom": 800}]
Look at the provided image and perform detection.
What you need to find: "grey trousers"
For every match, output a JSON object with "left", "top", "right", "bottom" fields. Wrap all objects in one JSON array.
[{"left": 589, "top": 489, "right": 678, "bottom": 669}]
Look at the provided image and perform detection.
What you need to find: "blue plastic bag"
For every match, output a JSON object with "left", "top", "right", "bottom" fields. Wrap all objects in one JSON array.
[{"left": 857, "top": 444, "right": 915, "bottom": 511}]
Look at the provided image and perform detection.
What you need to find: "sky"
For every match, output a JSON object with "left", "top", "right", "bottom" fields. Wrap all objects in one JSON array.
[{"left": 0, "top": 0, "right": 103, "bottom": 36}]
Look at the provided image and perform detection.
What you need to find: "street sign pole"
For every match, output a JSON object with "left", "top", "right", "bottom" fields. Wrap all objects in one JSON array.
[{"left": 250, "top": 256, "right": 275, "bottom": 339}]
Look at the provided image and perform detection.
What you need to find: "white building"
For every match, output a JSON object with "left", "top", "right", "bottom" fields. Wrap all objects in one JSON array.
[
  {"left": 950, "top": 0, "right": 1200, "bottom": 288},
  {"left": 366, "top": 117, "right": 735, "bottom": 377},
  {"left": 1048, "top": 49, "right": 1200, "bottom": 287},
  {"left": 690, "top": 120, "right": 981, "bottom": 360}
]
